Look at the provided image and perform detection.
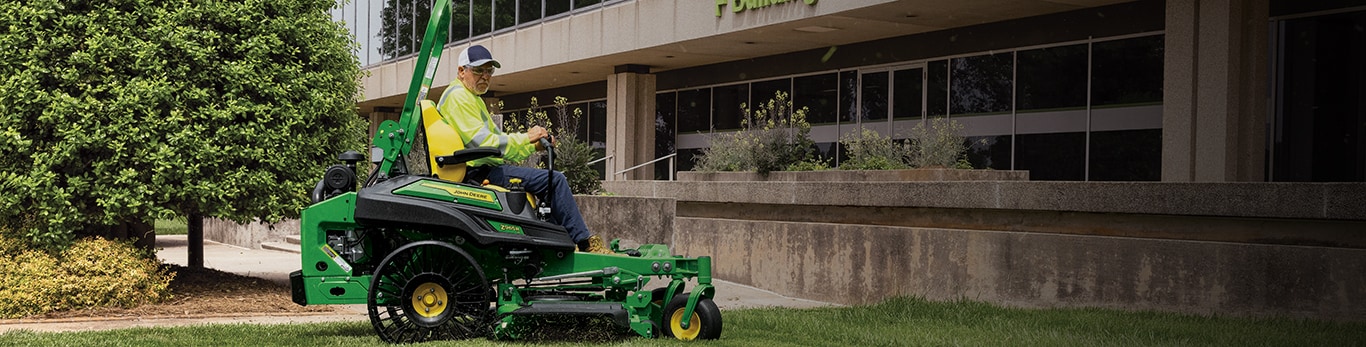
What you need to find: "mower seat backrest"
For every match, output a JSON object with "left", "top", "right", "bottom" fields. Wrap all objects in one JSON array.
[{"left": 420, "top": 100, "right": 468, "bottom": 181}]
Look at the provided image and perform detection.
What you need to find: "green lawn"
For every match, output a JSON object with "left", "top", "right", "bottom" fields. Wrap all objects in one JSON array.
[
  {"left": 2, "top": 297, "right": 1362, "bottom": 346},
  {"left": 154, "top": 218, "right": 188, "bottom": 235}
]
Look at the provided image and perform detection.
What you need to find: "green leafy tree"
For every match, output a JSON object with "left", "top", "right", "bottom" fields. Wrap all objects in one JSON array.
[{"left": 0, "top": 0, "right": 366, "bottom": 251}]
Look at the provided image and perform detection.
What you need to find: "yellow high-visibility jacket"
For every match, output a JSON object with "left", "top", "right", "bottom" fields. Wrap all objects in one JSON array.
[{"left": 436, "top": 84, "right": 535, "bottom": 167}]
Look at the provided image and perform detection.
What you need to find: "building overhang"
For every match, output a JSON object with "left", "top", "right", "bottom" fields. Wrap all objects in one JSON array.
[{"left": 357, "top": 0, "right": 1132, "bottom": 113}]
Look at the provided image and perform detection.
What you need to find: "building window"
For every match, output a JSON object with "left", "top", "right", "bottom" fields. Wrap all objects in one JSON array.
[
  {"left": 927, "top": 60, "right": 948, "bottom": 117},
  {"left": 472, "top": 0, "right": 492, "bottom": 37},
  {"left": 794, "top": 73, "right": 838, "bottom": 125},
  {"left": 951, "top": 52, "right": 1013, "bottom": 116},
  {"left": 839, "top": 71, "right": 858, "bottom": 123},
  {"left": 1016, "top": 44, "right": 1088, "bottom": 111},
  {"left": 518, "top": 0, "right": 543, "bottom": 24},
  {"left": 656, "top": 92, "right": 677, "bottom": 180},
  {"left": 750, "top": 78, "right": 791, "bottom": 111},
  {"left": 1273, "top": 9, "right": 1366, "bottom": 182},
  {"left": 676, "top": 88, "right": 710, "bottom": 134},
  {"left": 966, "top": 135, "right": 1012, "bottom": 170},
  {"left": 546, "top": 0, "right": 570, "bottom": 17},
  {"left": 712, "top": 84, "right": 748, "bottom": 131},
  {"left": 495, "top": 0, "right": 516, "bottom": 31},
  {"left": 1090, "top": 129, "right": 1161, "bottom": 181},
  {"left": 860, "top": 71, "right": 890, "bottom": 124},
  {"left": 1092, "top": 36, "right": 1164, "bottom": 106},
  {"left": 589, "top": 101, "right": 606, "bottom": 147},
  {"left": 1016, "top": 132, "right": 1086, "bottom": 180},
  {"left": 893, "top": 68, "right": 923, "bottom": 120}
]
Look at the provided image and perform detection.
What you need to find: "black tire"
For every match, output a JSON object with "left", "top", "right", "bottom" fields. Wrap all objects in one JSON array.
[
  {"left": 368, "top": 241, "right": 491, "bottom": 343},
  {"left": 661, "top": 293, "right": 722, "bottom": 340}
]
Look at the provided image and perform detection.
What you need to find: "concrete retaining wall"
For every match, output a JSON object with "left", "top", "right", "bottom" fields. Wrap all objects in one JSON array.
[
  {"left": 597, "top": 180, "right": 1366, "bottom": 321},
  {"left": 202, "top": 218, "right": 298, "bottom": 249},
  {"left": 671, "top": 217, "right": 1365, "bottom": 320},
  {"left": 577, "top": 195, "right": 674, "bottom": 246}
]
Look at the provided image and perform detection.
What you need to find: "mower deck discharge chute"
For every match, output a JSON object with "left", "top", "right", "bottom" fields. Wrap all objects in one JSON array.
[{"left": 287, "top": 0, "right": 720, "bottom": 343}]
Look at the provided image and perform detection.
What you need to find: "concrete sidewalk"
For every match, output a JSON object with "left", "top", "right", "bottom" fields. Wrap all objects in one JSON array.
[{"left": 0, "top": 235, "right": 831, "bottom": 333}]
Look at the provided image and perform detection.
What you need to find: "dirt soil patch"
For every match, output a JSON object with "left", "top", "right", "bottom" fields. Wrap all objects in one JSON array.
[{"left": 28, "top": 265, "right": 338, "bottom": 320}]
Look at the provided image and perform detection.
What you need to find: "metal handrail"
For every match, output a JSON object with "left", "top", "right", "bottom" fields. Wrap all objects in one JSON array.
[
  {"left": 614, "top": 153, "right": 677, "bottom": 181},
  {"left": 587, "top": 155, "right": 613, "bottom": 166}
]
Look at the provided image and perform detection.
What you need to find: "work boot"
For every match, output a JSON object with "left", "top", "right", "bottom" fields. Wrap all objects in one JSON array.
[{"left": 577, "top": 235, "right": 614, "bottom": 254}]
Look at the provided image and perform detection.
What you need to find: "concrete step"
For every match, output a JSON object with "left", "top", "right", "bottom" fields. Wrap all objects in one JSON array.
[
  {"left": 285, "top": 235, "right": 301, "bottom": 245},
  {"left": 261, "top": 241, "right": 300, "bottom": 254}
]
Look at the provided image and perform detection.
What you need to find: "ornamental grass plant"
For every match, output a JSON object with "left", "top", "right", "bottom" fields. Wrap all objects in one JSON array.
[{"left": 695, "top": 91, "right": 818, "bottom": 174}]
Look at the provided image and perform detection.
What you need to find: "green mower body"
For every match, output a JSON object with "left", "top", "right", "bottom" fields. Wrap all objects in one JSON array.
[{"left": 288, "top": 0, "right": 719, "bottom": 343}]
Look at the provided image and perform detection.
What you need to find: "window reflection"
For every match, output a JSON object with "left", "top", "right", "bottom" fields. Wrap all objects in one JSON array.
[
  {"left": 656, "top": 92, "right": 677, "bottom": 180},
  {"left": 589, "top": 101, "right": 606, "bottom": 147},
  {"left": 379, "top": 0, "right": 431, "bottom": 58},
  {"left": 676, "top": 89, "right": 710, "bottom": 133},
  {"left": 495, "top": 0, "right": 516, "bottom": 31},
  {"left": 1090, "top": 129, "right": 1160, "bottom": 181},
  {"left": 861, "top": 72, "right": 889, "bottom": 123},
  {"left": 1092, "top": 36, "right": 1164, "bottom": 106},
  {"left": 951, "top": 52, "right": 1013, "bottom": 115},
  {"left": 546, "top": 0, "right": 570, "bottom": 17},
  {"left": 795, "top": 73, "right": 838, "bottom": 124},
  {"left": 893, "top": 68, "right": 922, "bottom": 120},
  {"left": 751, "top": 79, "right": 790, "bottom": 112},
  {"left": 839, "top": 71, "right": 858, "bottom": 123},
  {"left": 472, "top": 0, "right": 492, "bottom": 37},
  {"left": 927, "top": 60, "right": 948, "bottom": 116},
  {"left": 1016, "top": 132, "right": 1085, "bottom": 180},
  {"left": 518, "top": 0, "right": 543, "bottom": 24},
  {"left": 712, "top": 84, "right": 748, "bottom": 131},
  {"left": 965, "top": 135, "right": 1012, "bottom": 170},
  {"left": 1017, "top": 44, "right": 1087, "bottom": 111}
]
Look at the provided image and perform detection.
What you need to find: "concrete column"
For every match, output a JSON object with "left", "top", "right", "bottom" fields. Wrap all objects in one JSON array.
[
  {"left": 1162, "top": 0, "right": 1268, "bottom": 182},
  {"left": 606, "top": 64, "right": 657, "bottom": 181}
]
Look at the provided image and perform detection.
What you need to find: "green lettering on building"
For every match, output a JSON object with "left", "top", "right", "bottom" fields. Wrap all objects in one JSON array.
[{"left": 717, "top": 0, "right": 816, "bottom": 17}]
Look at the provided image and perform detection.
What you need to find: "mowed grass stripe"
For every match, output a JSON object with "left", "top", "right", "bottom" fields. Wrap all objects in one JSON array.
[{"left": 2, "top": 297, "right": 1362, "bottom": 346}]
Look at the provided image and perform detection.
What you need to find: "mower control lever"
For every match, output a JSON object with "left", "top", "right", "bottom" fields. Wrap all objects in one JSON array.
[{"left": 537, "top": 136, "right": 555, "bottom": 221}]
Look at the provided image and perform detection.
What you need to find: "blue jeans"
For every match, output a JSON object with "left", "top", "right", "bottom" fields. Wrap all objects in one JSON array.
[{"left": 479, "top": 165, "right": 591, "bottom": 243}]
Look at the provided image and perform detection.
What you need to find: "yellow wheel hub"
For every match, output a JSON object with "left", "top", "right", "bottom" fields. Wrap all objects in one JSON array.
[
  {"left": 669, "top": 308, "right": 702, "bottom": 341},
  {"left": 411, "top": 282, "right": 448, "bottom": 318}
]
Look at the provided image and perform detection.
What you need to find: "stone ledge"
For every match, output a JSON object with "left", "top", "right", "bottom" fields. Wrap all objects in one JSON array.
[{"left": 603, "top": 181, "right": 1366, "bottom": 221}]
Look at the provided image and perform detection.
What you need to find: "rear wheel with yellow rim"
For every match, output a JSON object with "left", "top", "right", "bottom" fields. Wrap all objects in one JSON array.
[{"left": 367, "top": 241, "right": 491, "bottom": 343}]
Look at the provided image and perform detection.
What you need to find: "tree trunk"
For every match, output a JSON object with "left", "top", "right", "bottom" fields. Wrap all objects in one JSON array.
[{"left": 188, "top": 213, "right": 204, "bottom": 268}]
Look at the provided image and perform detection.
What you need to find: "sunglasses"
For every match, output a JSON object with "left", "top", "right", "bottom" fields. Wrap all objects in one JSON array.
[{"left": 466, "top": 65, "right": 496, "bottom": 76}]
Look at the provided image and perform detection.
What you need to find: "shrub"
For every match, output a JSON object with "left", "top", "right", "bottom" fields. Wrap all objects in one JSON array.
[
  {"left": 908, "top": 117, "right": 975, "bottom": 169},
  {"left": 695, "top": 91, "right": 815, "bottom": 174},
  {"left": 839, "top": 128, "right": 912, "bottom": 170},
  {"left": 505, "top": 97, "right": 602, "bottom": 194},
  {"left": 0, "top": 236, "right": 173, "bottom": 318}
]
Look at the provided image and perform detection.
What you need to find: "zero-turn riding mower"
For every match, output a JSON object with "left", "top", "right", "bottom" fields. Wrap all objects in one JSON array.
[{"left": 288, "top": 0, "right": 721, "bottom": 343}]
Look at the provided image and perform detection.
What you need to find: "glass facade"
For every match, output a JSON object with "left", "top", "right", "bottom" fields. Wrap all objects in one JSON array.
[
  {"left": 661, "top": 34, "right": 1164, "bottom": 181},
  {"left": 1271, "top": 9, "right": 1366, "bottom": 182},
  {"left": 331, "top": 0, "right": 619, "bottom": 66}
]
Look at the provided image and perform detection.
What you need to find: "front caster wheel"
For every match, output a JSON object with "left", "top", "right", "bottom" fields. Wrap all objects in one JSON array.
[
  {"left": 661, "top": 293, "right": 722, "bottom": 340},
  {"left": 368, "top": 241, "right": 491, "bottom": 343}
]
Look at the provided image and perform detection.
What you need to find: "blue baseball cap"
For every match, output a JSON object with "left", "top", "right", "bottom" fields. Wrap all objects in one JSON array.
[{"left": 458, "top": 45, "right": 501, "bottom": 68}]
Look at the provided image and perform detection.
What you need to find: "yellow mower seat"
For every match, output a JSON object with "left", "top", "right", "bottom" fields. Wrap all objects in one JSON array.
[{"left": 420, "top": 100, "right": 469, "bottom": 181}]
